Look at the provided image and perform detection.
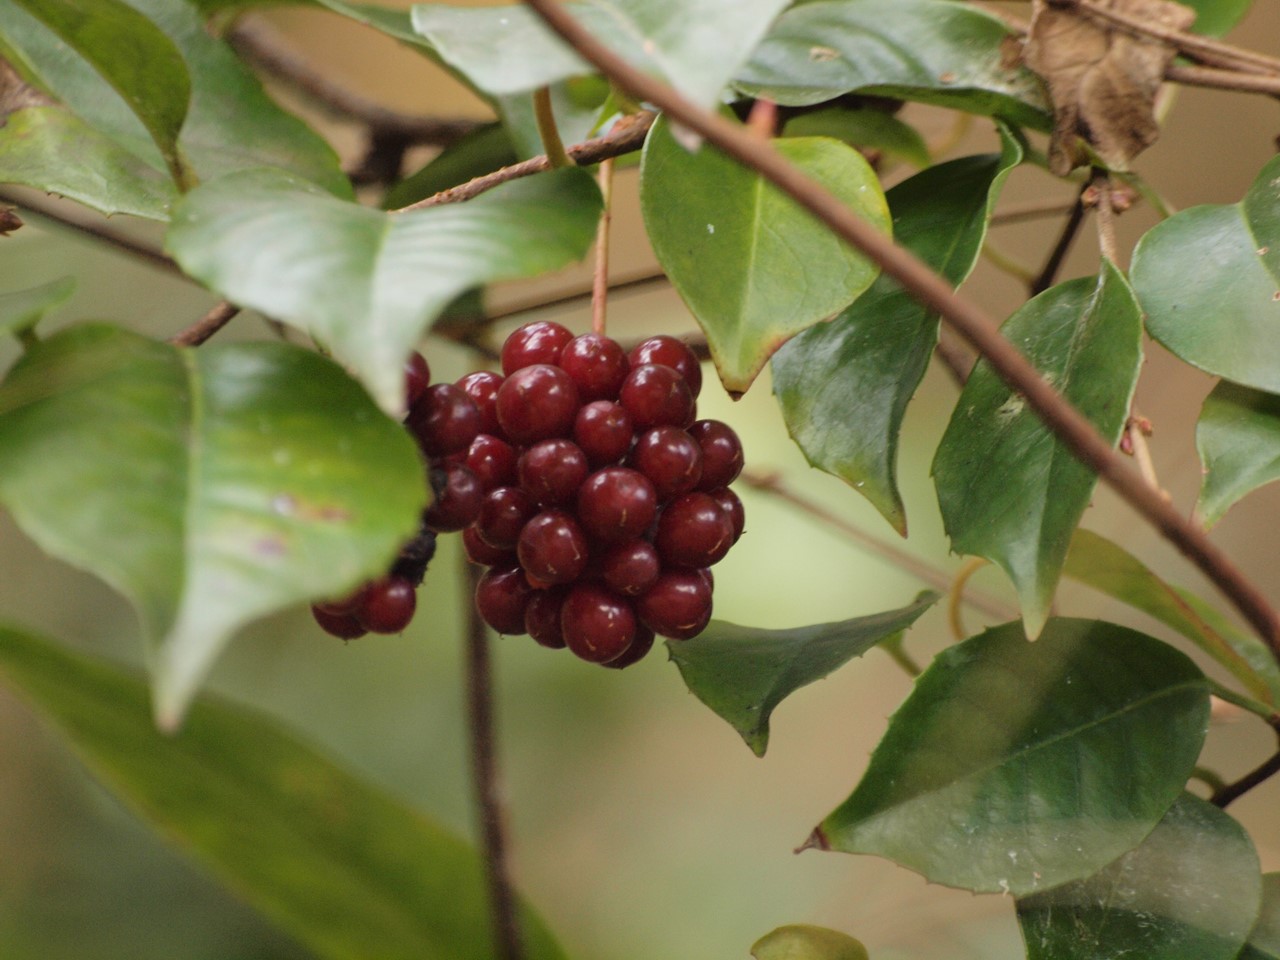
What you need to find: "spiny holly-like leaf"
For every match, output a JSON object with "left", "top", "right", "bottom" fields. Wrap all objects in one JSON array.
[
  {"left": 1196, "top": 380, "right": 1280, "bottom": 529},
  {"left": 932, "top": 262, "right": 1142, "bottom": 638},
  {"left": 813, "top": 619, "right": 1209, "bottom": 895},
  {"left": 772, "top": 130, "right": 1022, "bottom": 534},
  {"left": 167, "top": 167, "right": 601, "bottom": 414},
  {"left": 641, "top": 112, "right": 889, "bottom": 395},
  {"left": 0, "top": 624, "right": 569, "bottom": 960},
  {"left": 1242, "top": 874, "right": 1280, "bottom": 960},
  {"left": 667, "top": 592, "right": 938, "bottom": 757},
  {"left": 751, "top": 924, "right": 869, "bottom": 960},
  {"left": 0, "top": 275, "right": 74, "bottom": 339},
  {"left": 0, "top": 325, "right": 425, "bottom": 728},
  {"left": 1065, "top": 527, "right": 1280, "bottom": 706},
  {"left": 736, "top": 0, "right": 1050, "bottom": 128},
  {"left": 1016, "top": 793, "right": 1261, "bottom": 960},
  {"left": 1132, "top": 154, "right": 1280, "bottom": 392},
  {"left": 412, "top": 0, "right": 790, "bottom": 112},
  {"left": 781, "top": 106, "right": 930, "bottom": 170}
]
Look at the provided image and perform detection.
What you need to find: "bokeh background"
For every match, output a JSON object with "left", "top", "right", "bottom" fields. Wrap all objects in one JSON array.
[{"left": 1, "top": 2, "right": 1279, "bottom": 957}]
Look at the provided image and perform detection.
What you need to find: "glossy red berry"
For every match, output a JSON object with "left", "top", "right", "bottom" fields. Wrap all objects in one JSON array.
[
  {"left": 495, "top": 364, "right": 580, "bottom": 443},
  {"left": 407, "top": 383, "right": 482, "bottom": 457},
  {"left": 599, "top": 539, "right": 661, "bottom": 596},
  {"left": 403, "top": 351, "right": 431, "bottom": 409},
  {"left": 501, "top": 320, "right": 574, "bottom": 375},
  {"left": 576, "top": 467, "right": 658, "bottom": 543},
  {"left": 630, "top": 426, "right": 703, "bottom": 501},
  {"left": 627, "top": 335, "right": 702, "bottom": 397},
  {"left": 654, "top": 492, "right": 735, "bottom": 568},
  {"left": 475, "top": 565, "right": 533, "bottom": 635},
  {"left": 312, "top": 604, "right": 368, "bottom": 640},
  {"left": 356, "top": 576, "right": 417, "bottom": 634},
  {"left": 573, "top": 400, "right": 634, "bottom": 467},
  {"left": 560, "top": 333, "right": 630, "bottom": 401},
  {"left": 476, "top": 486, "right": 537, "bottom": 550},
  {"left": 636, "top": 570, "right": 713, "bottom": 640},
  {"left": 602, "top": 624, "right": 655, "bottom": 669},
  {"left": 561, "top": 583, "right": 637, "bottom": 663},
  {"left": 423, "top": 462, "right": 483, "bottom": 533},
  {"left": 517, "top": 510, "right": 589, "bottom": 585},
  {"left": 462, "top": 525, "right": 516, "bottom": 566},
  {"left": 518, "top": 439, "right": 589, "bottom": 506},
  {"left": 709, "top": 486, "right": 745, "bottom": 542},
  {"left": 465, "top": 434, "right": 519, "bottom": 492},
  {"left": 456, "top": 370, "right": 504, "bottom": 437},
  {"left": 619, "top": 364, "right": 695, "bottom": 430},
  {"left": 525, "top": 587, "right": 568, "bottom": 649}
]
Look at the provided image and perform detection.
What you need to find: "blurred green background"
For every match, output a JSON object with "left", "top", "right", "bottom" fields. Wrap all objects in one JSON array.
[{"left": 2, "top": 3, "right": 1280, "bottom": 958}]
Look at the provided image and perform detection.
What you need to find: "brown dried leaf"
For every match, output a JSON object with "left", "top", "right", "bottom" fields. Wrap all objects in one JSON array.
[
  {"left": 1025, "top": 0, "right": 1196, "bottom": 175},
  {"left": 0, "top": 58, "right": 53, "bottom": 119}
]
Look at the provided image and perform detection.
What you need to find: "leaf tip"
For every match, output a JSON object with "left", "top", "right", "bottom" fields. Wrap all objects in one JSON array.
[{"left": 795, "top": 825, "right": 829, "bottom": 854}]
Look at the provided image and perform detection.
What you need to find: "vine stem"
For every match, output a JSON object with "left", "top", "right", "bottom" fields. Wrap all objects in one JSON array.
[
  {"left": 1165, "top": 63, "right": 1280, "bottom": 97},
  {"left": 168, "top": 301, "right": 241, "bottom": 347},
  {"left": 591, "top": 158, "right": 614, "bottom": 335},
  {"left": 462, "top": 557, "right": 524, "bottom": 960},
  {"left": 519, "top": 0, "right": 1280, "bottom": 660}
]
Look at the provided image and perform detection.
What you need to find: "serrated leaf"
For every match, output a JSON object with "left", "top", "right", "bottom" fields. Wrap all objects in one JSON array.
[
  {"left": 667, "top": 592, "right": 938, "bottom": 757},
  {"left": 0, "top": 324, "right": 425, "bottom": 727},
  {"left": 815, "top": 618, "right": 1210, "bottom": 895},
  {"left": 1242, "top": 874, "right": 1280, "bottom": 960},
  {"left": 751, "top": 924, "right": 869, "bottom": 960},
  {"left": 0, "top": 275, "right": 73, "bottom": 339},
  {"left": 641, "top": 112, "right": 888, "bottom": 395},
  {"left": 411, "top": 0, "right": 790, "bottom": 111},
  {"left": 1196, "top": 380, "right": 1280, "bottom": 528},
  {"left": 736, "top": 0, "right": 1050, "bottom": 129},
  {"left": 932, "top": 263, "right": 1142, "bottom": 637},
  {"left": 1132, "top": 154, "right": 1280, "bottom": 392},
  {"left": 167, "top": 167, "right": 600, "bottom": 414},
  {"left": 772, "top": 130, "right": 1022, "bottom": 534},
  {"left": 1016, "top": 793, "right": 1260, "bottom": 960},
  {"left": 1065, "top": 527, "right": 1280, "bottom": 705},
  {"left": 781, "top": 106, "right": 930, "bottom": 169},
  {"left": 0, "top": 624, "right": 568, "bottom": 960}
]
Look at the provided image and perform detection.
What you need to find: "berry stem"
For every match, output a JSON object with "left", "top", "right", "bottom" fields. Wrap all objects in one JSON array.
[
  {"left": 591, "top": 158, "right": 615, "bottom": 336},
  {"left": 533, "top": 86, "right": 574, "bottom": 170},
  {"left": 462, "top": 555, "right": 525, "bottom": 960}
]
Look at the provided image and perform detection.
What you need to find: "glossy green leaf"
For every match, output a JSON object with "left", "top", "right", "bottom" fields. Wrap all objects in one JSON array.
[
  {"left": 1242, "top": 874, "right": 1280, "bottom": 960},
  {"left": 0, "top": 325, "right": 425, "bottom": 728},
  {"left": 751, "top": 924, "right": 869, "bottom": 960},
  {"left": 1065, "top": 527, "right": 1280, "bottom": 706},
  {"left": 772, "top": 131, "right": 1021, "bottom": 534},
  {"left": 0, "top": 624, "right": 568, "bottom": 960},
  {"left": 1132, "top": 154, "right": 1280, "bottom": 393},
  {"left": 736, "top": 0, "right": 1050, "bottom": 129},
  {"left": 11, "top": 0, "right": 191, "bottom": 184},
  {"left": 782, "top": 106, "right": 930, "bottom": 169},
  {"left": 1196, "top": 380, "right": 1280, "bottom": 528},
  {"left": 383, "top": 122, "right": 517, "bottom": 210},
  {"left": 641, "top": 112, "right": 888, "bottom": 395},
  {"left": 167, "top": 167, "right": 600, "bottom": 414},
  {"left": 932, "top": 263, "right": 1142, "bottom": 637},
  {"left": 667, "top": 592, "right": 938, "bottom": 757},
  {"left": 1016, "top": 793, "right": 1260, "bottom": 960},
  {"left": 412, "top": 0, "right": 790, "bottom": 111},
  {"left": 0, "top": 275, "right": 74, "bottom": 339},
  {"left": 814, "top": 619, "right": 1209, "bottom": 895},
  {"left": 1182, "top": 0, "right": 1254, "bottom": 36}
]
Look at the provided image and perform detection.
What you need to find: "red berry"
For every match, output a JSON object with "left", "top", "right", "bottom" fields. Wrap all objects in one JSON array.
[
  {"left": 573, "top": 400, "right": 634, "bottom": 467},
  {"left": 576, "top": 467, "right": 658, "bottom": 543},
  {"left": 627, "top": 335, "right": 702, "bottom": 397},
  {"left": 407, "top": 383, "right": 482, "bottom": 457},
  {"left": 689, "top": 420, "right": 744, "bottom": 490},
  {"left": 709, "top": 486, "right": 745, "bottom": 542},
  {"left": 314, "top": 584, "right": 369, "bottom": 617},
  {"left": 476, "top": 486, "right": 537, "bottom": 550},
  {"left": 619, "top": 364, "right": 695, "bottom": 430},
  {"left": 463, "top": 525, "right": 516, "bottom": 566},
  {"left": 475, "top": 565, "right": 533, "bottom": 635},
  {"left": 518, "top": 439, "right": 589, "bottom": 506},
  {"left": 630, "top": 426, "right": 703, "bottom": 501},
  {"left": 356, "top": 576, "right": 417, "bottom": 634},
  {"left": 465, "top": 434, "right": 519, "bottom": 491},
  {"left": 636, "top": 570, "right": 713, "bottom": 640},
  {"left": 456, "top": 371, "right": 504, "bottom": 437},
  {"left": 312, "top": 604, "right": 368, "bottom": 639},
  {"left": 561, "top": 583, "right": 637, "bottom": 663},
  {"left": 517, "top": 509, "right": 589, "bottom": 585},
  {"left": 559, "top": 333, "right": 629, "bottom": 401},
  {"left": 424, "top": 462, "right": 483, "bottom": 532},
  {"left": 525, "top": 587, "right": 568, "bottom": 649},
  {"left": 600, "top": 539, "right": 661, "bottom": 596},
  {"left": 602, "top": 625, "right": 656, "bottom": 669},
  {"left": 404, "top": 351, "right": 431, "bottom": 409},
  {"left": 501, "top": 321, "right": 574, "bottom": 375},
  {"left": 496, "top": 364, "right": 580, "bottom": 444},
  {"left": 654, "top": 492, "right": 735, "bottom": 568}
]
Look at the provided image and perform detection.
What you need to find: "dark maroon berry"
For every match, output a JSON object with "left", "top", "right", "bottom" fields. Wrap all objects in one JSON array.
[
  {"left": 465, "top": 434, "right": 519, "bottom": 491},
  {"left": 518, "top": 439, "right": 589, "bottom": 506},
  {"left": 312, "top": 604, "right": 368, "bottom": 639},
  {"left": 404, "top": 351, "right": 431, "bottom": 409},
  {"left": 561, "top": 583, "right": 637, "bottom": 663},
  {"left": 602, "top": 625, "right": 655, "bottom": 669},
  {"left": 525, "top": 587, "right": 568, "bottom": 649},
  {"left": 423, "top": 462, "right": 483, "bottom": 532},
  {"left": 314, "top": 584, "right": 369, "bottom": 617},
  {"left": 476, "top": 486, "right": 537, "bottom": 550},
  {"left": 475, "top": 565, "right": 533, "bottom": 635},
  {"left": 637, "top": 570, "right": 713, "bottom": 640},
  {"left": 630, "top": 426, "right": 703, "bottom": 501},
  {"left": 501, "top": 320, "right": 574, "bottom": 375},
  {"left": 559, "top": 333, "right": 629, "bottom": 401},
  {"left": 654, "top": 492, "right": 735, "bottom": 568},
  {"left": 407, "top": 383, "right": 482, "bottom": 456},
  {"left": 709, "top": 486, "right": 745, "bottom": 542},
  {"left": 463, "top": 525, "right": 516, "bottom": 566},
  {"left": 619, "top": 364, "right": 695, "bottom": 430},
  {"left": 576, "top": 467, "right": 658, "bottom": 543},
  {"left": 689, "top": 420, "right": 744, "bottom": 490},
  {"left": 495, "top": 364, "right": 580, "bottom": 443},
  {"left": 573, "top": 400, "right": 634, "bottom": 467},
  {"left": 600, "top": 539, "right": 661, "bottom": 597},
  {"left": 356, "top": 576, "right": 417, "bottom": 634},
  {"left": 517, "top": 510, "right": 589, "bottom": 585},
  {"left": 456, "top": 371, "right": 504, "bottom": 437},
  {"left": 628, "top": 335, "right": 702, "bottom": 398}
]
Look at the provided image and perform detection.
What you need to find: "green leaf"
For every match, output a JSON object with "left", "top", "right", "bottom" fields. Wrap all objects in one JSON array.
[
  {"left": 814, "top": 618, "right": 1210, "bottom": 895},
  {"left": 0, "top": 325, "right": 425, "bottom": 728},
  {"left": 1242, "top": 874, "right": 1280, "bottom": 960},
  {"left": 1016, "top": 793, "right": 1260, "bottom": 960},
  {"left": 384, "top": 123, "right": 518, "bottom": 210},
  {"left": 11, "top": 0, "right": 192, "bottom": 185},
  {"left": 772, "top": 130, "right": 1022, "bottom": 534},
  {"left": 781, "top": 105, "right": 930, "bottom": 169},
  {"left": 167, "top": 167, "right": 601, "bottom": 414},
  {"left": 751, "top": 924, "right": 869, "bottom": 960},
  {"left": 412, "top": 0, "right": 791, "bottom": 111},
  {"left": 667, "top": 592, "right": 938, "bottom": 757},
  {"left": 0, "top": 624, "right": 568, "bottom": 960},
  {"left": 0, "top": 275, "right": 74, "bottom": 339},
  {"left": 641, "top": 112, "right": 888, "bottom": 395},
  {"left": 1196, "top": 380, "right": 1280, "bottom": 528},
  {"left": 1182, "top": 0, "right": 1254, "bottom": 36},
  {"left": 932, "top": 263, "right": 1143, "bottom": 638},
  {"left": 1065, "top": 527, "right": 1280, "bottom": 707},
  {"left": 736, "top": 0, "right": 1050, "bottom": 129},
  {"left": 1132, "top": 154, "right": 1280, "bottom": 393}
]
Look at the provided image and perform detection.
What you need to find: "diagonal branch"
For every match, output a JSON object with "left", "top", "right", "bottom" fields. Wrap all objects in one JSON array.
[{"left": 518, "top": 0, "right": 1280, "bottom": 659}]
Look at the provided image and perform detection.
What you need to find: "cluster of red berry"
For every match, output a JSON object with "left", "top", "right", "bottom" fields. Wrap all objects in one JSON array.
[{"left": 314, "top": 321, "right": 745, "bottom": 667}]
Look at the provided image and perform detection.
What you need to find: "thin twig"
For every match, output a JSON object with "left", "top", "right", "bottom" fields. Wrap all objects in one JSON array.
[
  {"left": 1030, "top": 186, "right": 1086, "bottom": 295},
  {"left": 1165, "top": 63, "right": 1280, "bottom": 97},
  {"left": 462, "top": 557, "right": 524, "bottom": 960},
  {"left": 1124, "top": 414, "right": 1167, "bottom": 500},
  {"left": 1211, "top": 742, "right": 1280, "bottom": 808},
  {"left": 591, "top": 158, "right": 614, "bottom": 335},
  {"left": 947, "top": 557, "right": 990, "bottom": 641},
  {"left": 989, "top": 200, "right": 1079, "bottom": 226},
  {"left": 1089, "top": 170, "right": 1119, "bottom": 266},
  {"left": 520, "top": 0, "right": 1280, "bottom": 658},
  {"left": 169, "top": 301, "right": 241, "bottom": 347}
]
